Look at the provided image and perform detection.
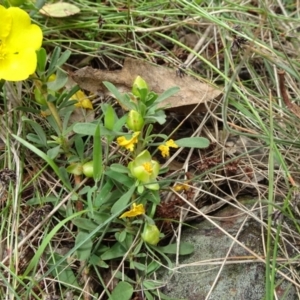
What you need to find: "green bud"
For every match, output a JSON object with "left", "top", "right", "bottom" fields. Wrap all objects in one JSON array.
[
  {"left": 141, "top": 224, "right": 160, "bottom": 245},
  {"left": 82, "top": 161, "right": 94, "bottom": 178},
  {"left": 126, "top": 110, "right": 144, "bottom": 131},
  {"left": 132, "top": 76, "right": 149, "bottom": 98},
  {"left": 34, "top": 87, "right": 47, "bottom": 105}
]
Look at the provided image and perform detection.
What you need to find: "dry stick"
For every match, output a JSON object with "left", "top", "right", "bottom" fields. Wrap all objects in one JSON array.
[
  {"left": 277, "top": 70, "right": 300, "bottom": 119},
  {"left": 277, "top": 70, "right": 300, "bottom": 187}
]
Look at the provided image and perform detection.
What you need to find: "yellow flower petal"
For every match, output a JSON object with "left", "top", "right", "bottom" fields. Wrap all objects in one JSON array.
[
  {"left": 173, "top": 183, "right": 190, "bottom": 192},
  {"left": 158, "top": 144, "right": 169, "bottom": 158},
  {"left": 0, "top": 6, "right": 43, "bottom": 81},
  {"left": 117, "top": 132, "right": 140, "bottom": 152},
  {"left": 0, "top": 6, "right": 12, "bottom": 40},
  {"left": 166, "top": 139, "right": 179, "bottom": 148},
  {"left": 5, "top": 7, "right": 42, "bottom": 51},
  {"left": 158, "top": 140, "right": 179, "bottom": 158},
  {"left": 119, "top": 203, "right": 145, "bottom": 218},
  {"left": 0, "top": 47, "right": 38, "bottom": 81},
  {"left": 71, "top": 90, "right": 94, "bottom": 110}
]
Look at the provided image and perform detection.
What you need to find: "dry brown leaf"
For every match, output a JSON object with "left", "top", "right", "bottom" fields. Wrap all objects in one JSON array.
[{"left": 71, "top": 58, "right": 222, "bottom": 113}]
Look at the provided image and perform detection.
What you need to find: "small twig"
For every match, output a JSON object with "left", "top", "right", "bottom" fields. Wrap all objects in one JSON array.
[{"left": 277, "top": 70, "right": 300, "bottom": 118}]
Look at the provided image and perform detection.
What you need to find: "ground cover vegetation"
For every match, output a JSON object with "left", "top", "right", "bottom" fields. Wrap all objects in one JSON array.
[{"left": 0, "top": 0, "right": 300, "bottom": 299}]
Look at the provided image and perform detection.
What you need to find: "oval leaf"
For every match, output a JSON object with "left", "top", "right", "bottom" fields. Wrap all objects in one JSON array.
[
  {"left": 175, "top": 137, "right": 209, "bottom": 149},
  {"left": 40, "top": 3, "right": 80, "bottom": 18},
  {"left": 109, "top": 281, "right": 133, "bottom": 300}
]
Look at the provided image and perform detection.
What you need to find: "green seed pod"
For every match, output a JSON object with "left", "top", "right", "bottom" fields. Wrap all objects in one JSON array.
[
  {"left": 82, "top": 161, "right": 94, "bottom": 178},
  {"left": 141, "top": 224, "right": 160, "bottom": 245},
  {"left": 126, "top": 110, "right": 144, "bottom": 131}
]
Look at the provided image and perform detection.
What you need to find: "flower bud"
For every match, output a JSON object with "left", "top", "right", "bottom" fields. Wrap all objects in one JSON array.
[
  {"left": 82, "top": 161, "right": 94, "bottom": 178},
  {"left": 126, "top": 110, "right": 144, "bottom": 131},
  {"left": 132, "top": 76, "right": 149, "bottom": 98},
  {"left": 141, "top": 224, "right": 160, "bottom": 245}
]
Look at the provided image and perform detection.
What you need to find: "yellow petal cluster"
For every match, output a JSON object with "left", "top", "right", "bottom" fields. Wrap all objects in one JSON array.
[
  {"left": 119, "top": 203, "right": 145, "bottom": 218},
  {"left": 158, "top": 139, "right": 179, "bottom": 158},
  {"left": 117, "top": 132, "right": 140, "bottom": 152},
  {"left": 71, "top": 90, "right": 93, "bottom": 110},
  {"left": 0, "top": 5, "right": 43, "bottom": 81},
  {"left": 173, "top": 183, "right": 190, "bottom": 192}
]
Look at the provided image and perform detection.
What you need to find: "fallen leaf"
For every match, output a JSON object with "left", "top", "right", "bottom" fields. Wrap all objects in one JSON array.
[
  {"left": 72, "top": 58, "right": 222, "bottom": 113},
  {"left": 40, "top": 3, "right": 80, "bottom": 18}
]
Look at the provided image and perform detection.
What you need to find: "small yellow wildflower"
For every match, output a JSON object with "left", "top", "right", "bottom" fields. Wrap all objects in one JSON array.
[
  {"left": 158, "top": 139, "right": 179, "bottom": 158},
  {"left": 142, "top": 162, "right": 153, "bottom": 174},
  {"left": 117, "top": 132, "right": 140, "bottom": 152},
  {"left": 119, "top": 203, "right": 145, "bottom": 218},
  {"left": 71, "top": 90, "right": 93, "bottom": 110},
  {"left": 173, "top": 183, "right": 190, "bottom": 192}
]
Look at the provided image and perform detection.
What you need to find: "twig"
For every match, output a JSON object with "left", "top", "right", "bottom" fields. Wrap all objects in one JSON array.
[{"left": 277, "top": 70, "right": 300, "bottom": 118}]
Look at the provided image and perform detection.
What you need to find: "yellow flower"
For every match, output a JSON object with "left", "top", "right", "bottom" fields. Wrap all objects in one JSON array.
[
  {"left": 0, "top": 5, "right": 43, "bottom": 81},
  {"left": 71, "top": 90, "right": 93, "bottom": 110},
  {"left": 119, "top": 203, "right": 145, "bottom": 218},
  {"left": 117, "top": 132, "right": 140, "bottom": 152},
  {"left": 128, "top": 150, "right": 160, "bottom": 190},
  {"left": 173, "top": 183, "right": 190, "bottom": 192},
  {"left": 158, "top": 139, "right": 179, "bottom": 158}
]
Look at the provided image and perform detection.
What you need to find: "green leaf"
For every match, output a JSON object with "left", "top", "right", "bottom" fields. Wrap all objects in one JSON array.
[
  {"left": 48, "top": 253, "right": 79, "bottom": 288},
  {"left": 145, "top": 260, "right": 161, "bottom": 274},
  {"left": 175, "top": 137, "right": 209, "bottom": 149},
  {"left": 74, "top": 135, "right": 84, "bottom": 160},
  {"left": 12, "top": 135, "right": 72, "bottom": 190},
  {"left": 47, "top": 68, "right": 68, "bottom": 91},
  {"left": 89, "top": 254, "right": 109, "bottom": 268},
  {"left": 101, "top": 242, "right": 127, "bottom": 260},
  {"left": 91, "top": 212, "right": 111, "bottom": 224},
  {"left": 143, "top": 280, "right": 165, "bottom": 290},
  {"left": 158, "top": 242, "right": 194, "bottom": 255},
  {"left": 93, "top": 124, "right": 102, "bottom": 181},
  {"left": 47, "top": 47, "right": 61, "bottom": 76},
  {"left": 111, "top": 185, "right": 135, "bottom": 215},
  {"left": 103, "top": 81, "right": 135, "bottom": 110},
  {"left": 94, "top": 179, "right": 114, "bottom": 207},
  {"left": 115, "top": 231, "right": 126, "bottom": 243},
  {"left": 56, "top": 50, "right": 72, "bottom": 67},
  {"left": 36, "top": 48, "right": 47, "bottom": 73},
  {"left": 24, "top": 210, "right": 86, "bottom": 276},
  {"left": 144, "top": 291, "right": 155, "bottom": 300},
  {"left": 105, "top": 170, "right": 134, "bottom": 188},
  {"left": 132, "top": 261, "right": 146, "bottom": 271},
  {"left": 152, "top": 86, "right": 180, "bottom": 105},
  {"left": 104, "top": 104, "right": 116, "bottom": 131},
  {"left": 109, "top": 281, "right": 133, "bottom": 300},
  {"left": 72, "top": 218, "right": 99, "bottom": 231},
  {"left": 73, "top": 123, "right": 119, "bottom": 137},
  {"left": 114, "top": 114, "right": 127, "bottom": 132},
  {"left": 75, "top": 231, "right": 93, "bottom": 260},
  {"left": 109, "top": 164, "right": 129, "bottom": 174},
  {"left": 47, "top": 145, "right": 61, "bottom": 159},
  {"left": 23, "top": 118, "right": 47, "bottom": 147}
]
